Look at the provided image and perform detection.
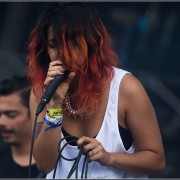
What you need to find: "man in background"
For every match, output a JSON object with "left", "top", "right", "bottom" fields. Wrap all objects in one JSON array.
[{"left": 0, "top": 51, "right": 46, "bottom": 178}]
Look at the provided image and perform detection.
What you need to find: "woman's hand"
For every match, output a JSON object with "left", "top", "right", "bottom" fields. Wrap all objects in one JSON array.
[
  {"left": 77, "top": 136, "right": 111, "bottom": 166},
  {"left": 44, "top": 60, "right": 75, "bottom": 107}
]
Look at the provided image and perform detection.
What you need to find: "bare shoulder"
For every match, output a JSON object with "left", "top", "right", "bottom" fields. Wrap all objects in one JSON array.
[
  {"left": 120, "top": 73, "right": 143, "bottom": 94},
  {"left": 118, "top": 72, "right": 157, "bottom": 128},
  {"left": 120, "top": 73, "right": 147, "bottom": 99}
]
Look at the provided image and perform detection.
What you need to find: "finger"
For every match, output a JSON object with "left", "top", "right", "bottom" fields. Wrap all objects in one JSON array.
[
  {"left": 90, "top": 151, "right": 103, "bottom": 162},
  {"left": 44, "top": 77, "right": 54, "bottom": 86},
  {"left": 83, "top": 141, "right": 99, "bottom": 154},
  {"left": 45, "top": 69, "right": 66, "bottom": 85},
  {"left": 77, "top": 136, "right": 95, "bottom": 147},
  {"left": 89, "top": 144, "right": 102, "bottom": 157},
  {"left": 49, "top": 65, "right": 65, "bottom": 72},
  {"left": 86, "top": 141, "right": 102, "bottom": 157},
  {"left": 89, "top": 145, "right": 106, "bottom": 163},
  {"left": 47, "top": 70, "right": 64, "bottom": 77},
  {"left": 50, "top": 60, "right": 63, "bottom": 67}
]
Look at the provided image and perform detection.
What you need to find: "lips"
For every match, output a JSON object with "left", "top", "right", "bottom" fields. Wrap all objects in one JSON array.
[
  {"left": 1, "top": 132, "right": 12, "bottom": 137},
  {"left": 0, "top": 130, "right": 13, "bottom": 138}
]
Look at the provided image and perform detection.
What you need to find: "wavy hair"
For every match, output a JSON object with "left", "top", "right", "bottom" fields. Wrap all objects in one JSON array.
[{"left": 27, "top": 2, "right": 119, "bottom": 113}]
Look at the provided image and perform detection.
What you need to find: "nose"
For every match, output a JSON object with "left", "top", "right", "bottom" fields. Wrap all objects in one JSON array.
[{"left": 0, "top": 115, "right": 8, "bottom": 127}]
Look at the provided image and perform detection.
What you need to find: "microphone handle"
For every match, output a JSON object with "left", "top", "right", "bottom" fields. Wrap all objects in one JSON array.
[{"left": 35, "top": 70, "right": 70, "bottom": 116}]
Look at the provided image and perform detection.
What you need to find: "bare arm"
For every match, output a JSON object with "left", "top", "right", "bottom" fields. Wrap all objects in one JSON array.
[
  {"left": 30, "top": 89, "right": 62, "bottom": 174},
  {"left": 109, "top": 73, "right": 165, "bottom": 173},
  {"left": 30, "top": 60, "right": 75, "bottom": 173}
]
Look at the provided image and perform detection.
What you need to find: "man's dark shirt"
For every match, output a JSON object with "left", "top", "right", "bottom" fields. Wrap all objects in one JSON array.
[{"left": 0, "top": 147, "right": 46, "bottom": 178}]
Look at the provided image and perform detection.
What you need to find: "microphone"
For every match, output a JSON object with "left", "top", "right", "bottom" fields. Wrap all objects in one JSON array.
[{"left": 35, "top": 70, "right": 70, "bottom": 116}]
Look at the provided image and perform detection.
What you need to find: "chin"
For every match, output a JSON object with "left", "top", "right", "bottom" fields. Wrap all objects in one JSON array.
[{"left": 3, "top": 138, "right": 16, "bottom": 145}]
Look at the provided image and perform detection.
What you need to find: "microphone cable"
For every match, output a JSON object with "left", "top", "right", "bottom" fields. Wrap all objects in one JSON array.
[
  {"left": 28, "top": 114, "right": 38, "bottom": 178},
  {"left": 53, "top": 136, "right": 89, "bottom": 179}
]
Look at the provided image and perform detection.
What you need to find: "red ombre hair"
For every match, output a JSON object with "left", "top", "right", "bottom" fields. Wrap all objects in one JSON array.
[{"left": 27, "top": 2, "right": 119, "bottom": 113}]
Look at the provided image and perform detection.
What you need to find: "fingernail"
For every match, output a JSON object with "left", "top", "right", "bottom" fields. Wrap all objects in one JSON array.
[{"left": 60, "top": 69, "right": 65, "bottom": 73}]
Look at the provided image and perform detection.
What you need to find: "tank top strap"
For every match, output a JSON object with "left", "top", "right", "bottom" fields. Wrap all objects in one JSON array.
[{"left": 110, "top": 67, "right": 131, "bottom": 102}]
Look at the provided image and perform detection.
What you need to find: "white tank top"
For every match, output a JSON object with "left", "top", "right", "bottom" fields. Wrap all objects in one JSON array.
[{"left": 46, "top": 67, "right": 148, "bottom": 179}]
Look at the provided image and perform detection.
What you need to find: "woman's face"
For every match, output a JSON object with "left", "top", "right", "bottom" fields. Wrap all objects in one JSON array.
[{"left": 47, "top": 26, "right": 85, "bottom": 68}]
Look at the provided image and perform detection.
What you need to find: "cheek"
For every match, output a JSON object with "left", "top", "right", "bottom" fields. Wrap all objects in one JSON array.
[
  {"left": 12, "top": 116, "right": 31, "bottom": 131},
  {"left": 10, "top": 120, "right": 23, "bottom": 132},
  {"left": 13, "top": 120, "right": 31, "bottom": 140}
]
